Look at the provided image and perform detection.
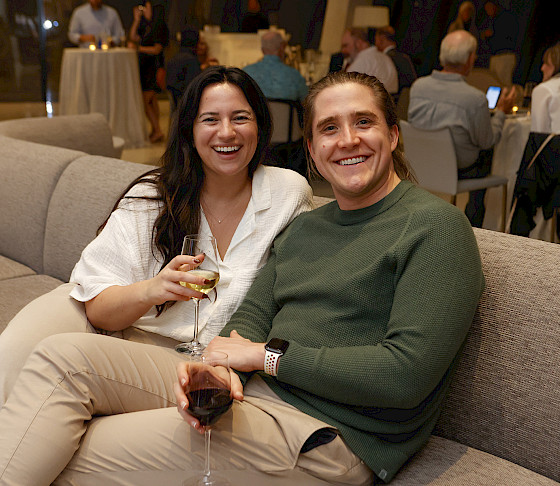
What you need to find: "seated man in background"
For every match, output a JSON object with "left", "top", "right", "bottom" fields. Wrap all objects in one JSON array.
[
  {"left": 341, "top": 27, "right": 398, "bottom": 95},
  {"left": 243, "top": 30, "right": 308, "bottom": 102},
  {"left": 166, "top": 28, "right": 202, "bottom": 110},
  {"left": 408, "top": 29, "right": 515, "bottom": 227},
  {"left": 68, "top": 0, "right": 124, "bottom": 47},
  {"left": 374, "top": 25, "right": 417, "bottom": 103}
]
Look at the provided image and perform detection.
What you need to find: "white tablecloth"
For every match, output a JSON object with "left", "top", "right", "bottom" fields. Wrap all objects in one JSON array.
[
  {"left": 485, "top": 114, "right": 556, "bottom": 242},
  {"left": 59, "top": 48, "right": 148, "bottom": 149}
]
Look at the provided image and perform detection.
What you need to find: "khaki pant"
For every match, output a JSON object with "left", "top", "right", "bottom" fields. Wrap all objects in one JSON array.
[
  {"left": 0, "top": 286, "right": 374, "bottom": 486},
  {"left": 489, "top": 52, "right": 517, "bottom": 87}
]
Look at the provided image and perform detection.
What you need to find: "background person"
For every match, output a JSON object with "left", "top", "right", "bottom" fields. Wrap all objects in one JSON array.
[
  {"left": 128, "top": 1, "right": 169, "bottom": 144},
  {"left": 173, "top": 71, "right": 485, "bottom": 484},
  {"left": 0, "top": 65, "right": 312, "bottom": 440},
  {"left": 243, "top": 30, "right": 308, "bottom": 102},
  {"left": 374, "top": 25, "right": 417, "bottom": 103},
  {"left": 341, "top": 27, "right": 398, "bottom": 95},
  {"left": 448, "top": 1, "right": 479, "bottom": 38},
  {"left": 165, "top": 27, "right": 202, "bottom": 110},
  {"left": 68, "top": 0, "right": 124, "bottom": 47},
  {"left": 408, "top": 30, "right": 515, "bottom": 227},
  {"left": 530, "top": 43, "right": 560, "bottom": 134},
  {"left": 476, "top": 0, "right": 518, "bottom": 82},
  {"left": 197, "top": 33, "right": 219, "bottom": 70}
]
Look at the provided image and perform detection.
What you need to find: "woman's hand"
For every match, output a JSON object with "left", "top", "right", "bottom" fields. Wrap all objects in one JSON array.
[
  {"left": 174, "top": 362, "right": 243, "bottom": 433},
  {"left": 132, "top": 5, "right": 143, "bottom": 22},
  {"left": 140, "top": 253, "right": 209, "bottom": 307},
  {"left": 206, "top": 330, "right": 266, "bottom": 373}
]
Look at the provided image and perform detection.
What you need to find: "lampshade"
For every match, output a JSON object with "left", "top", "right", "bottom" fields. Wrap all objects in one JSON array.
[{"left": 352, "top": 6, "right": 390, "bottom": 28}]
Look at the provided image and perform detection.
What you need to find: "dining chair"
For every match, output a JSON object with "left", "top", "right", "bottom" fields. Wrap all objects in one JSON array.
[
  {"left": 507, "top": 131, "right": 560, "bottom": 242},
  {"left": 266, "top": 99, "right": 306, "bottom": 177},
  {"left": 399, "top": 120, "right": 508, "bottom": 231},
  {"left": 267, "top": 98, "right": 303, "bottom": 145}
]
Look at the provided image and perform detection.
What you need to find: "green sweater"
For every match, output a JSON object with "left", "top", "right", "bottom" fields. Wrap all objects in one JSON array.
[{"left": 220, "top": 181, "right": 484, "bottom": 483}]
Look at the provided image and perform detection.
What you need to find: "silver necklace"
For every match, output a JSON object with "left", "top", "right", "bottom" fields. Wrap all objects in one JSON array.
[{"left": 201, "top": 195, "right": 245, "bottom": 224}]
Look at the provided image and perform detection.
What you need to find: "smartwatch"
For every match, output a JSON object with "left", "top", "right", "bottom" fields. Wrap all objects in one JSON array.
[{"left": 264, "top": 338, "right": 289, "bottom": 377}]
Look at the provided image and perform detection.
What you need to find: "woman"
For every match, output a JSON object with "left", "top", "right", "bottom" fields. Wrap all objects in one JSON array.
[
  {"left": 171, "top": 73, "right": 482, "bottom": 483},
  {"left": 448, "top": 1, "right": 478, "bottom": 38},
  {"left": 531, "top": 43, "right": 560, "bottom": 133},
  {"left": 0, "top": 67, "right": 313, "bottom": 484},
  {"left": 129, "top": 1, "right": 169, "bottom": 143}
]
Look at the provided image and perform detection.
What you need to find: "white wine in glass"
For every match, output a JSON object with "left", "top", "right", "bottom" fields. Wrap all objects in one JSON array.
[{"left": 176, "top": 235, "right": 220, "bottom": 355}]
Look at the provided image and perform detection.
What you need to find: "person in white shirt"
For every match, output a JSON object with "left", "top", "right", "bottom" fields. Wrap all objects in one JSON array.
[
  {"left": 0, "top": 66, "right": 313, "bottom": 422},
  {"left": 341, "top": 27, "right": 398, "bottom": 94},
  {"left": 531, "top": 43, "right": 560, "bottom": 134},
  {"left": 68, "top": 0, "right": 125, "bottom": 47}
]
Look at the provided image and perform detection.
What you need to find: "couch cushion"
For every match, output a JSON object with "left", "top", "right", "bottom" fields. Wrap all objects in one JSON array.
[
  {"left": 0, "top": 274, "right": 63, "bottom": 334},
  {"left": 0, "top": 136, "right": 83, "bottom": 274},
  {"left": 434, "top": 228, "right": 560, "bottom": 482},
  {"left": 392, "top": 436, "right": 558, "bottom": 485},
  {"left": 0, "top": 255, "right": 35, "bottom": 281},
  {"left": 0, "top": 113, "right": 117, "bottom": 158},
  {"left": 43, "top": 156, "right": 157, "bottom": 282}
]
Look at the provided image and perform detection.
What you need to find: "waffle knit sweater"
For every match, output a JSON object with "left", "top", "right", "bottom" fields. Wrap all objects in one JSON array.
[{"left": 221, "top": 181, "right": 484, "bottom": 483}]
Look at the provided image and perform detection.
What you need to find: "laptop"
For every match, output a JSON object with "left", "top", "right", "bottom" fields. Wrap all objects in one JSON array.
[{"left": 486, "top": 86, "right": 501, "bottom": 110}]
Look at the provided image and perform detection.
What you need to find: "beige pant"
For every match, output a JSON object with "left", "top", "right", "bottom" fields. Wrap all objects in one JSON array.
[
  {"left": 489, "top": 52, "right": 517, "bottom": 87},
  {"left": 0, "top": 283, "right": 91, "bottom": 405},
  {"left": 0, "top": 286, "right": 374, "bottom": 486}
]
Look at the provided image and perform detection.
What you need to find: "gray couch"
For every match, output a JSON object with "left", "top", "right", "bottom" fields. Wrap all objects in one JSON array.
[
  {"left": 0, "top": 113, "right": 125, "bottom": 159},
  {"left": 0, "top": 134, "right": 558, "bottom": 485}
]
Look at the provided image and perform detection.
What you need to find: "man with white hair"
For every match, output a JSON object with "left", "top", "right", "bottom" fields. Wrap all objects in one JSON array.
[
  {"left": 243, "top": 30, "right": 308, "bottom": 101},
  {"left": 408, "top": 29, "right": 515, "bottom": 227}
]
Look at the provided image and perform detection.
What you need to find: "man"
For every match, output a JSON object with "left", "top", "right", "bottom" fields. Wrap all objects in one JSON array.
[
  {"left": 165, "top": 28, "right": 202, "bottom": 109},
  {"left": 477, "top": 0, "right": 518, "bottom": 83},
  {"left": 243, "top": 30, "right": 308, "bottom": 101},
  {"left": 374, "top": 25, "right": 417, "bottom": 102},
  {"left": 408, "top": 29, "right": 515, "bottom": 227},
  {"left": 68, "top": 0, "right": 125, "bottom": 48},
  {"left": 341, "top": 27, "right": 398, "bottom": 94},
  {"left": 176, "top": 71, "right": 484, "bottom": 484}
]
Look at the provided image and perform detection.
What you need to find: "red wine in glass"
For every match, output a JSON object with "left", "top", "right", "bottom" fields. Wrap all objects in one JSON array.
[
  {"left": 181, "top": 350, "right": 232, "bottom": 486},
  {"left": 187, "top": 387, "right": 233, "bottom": 427}
]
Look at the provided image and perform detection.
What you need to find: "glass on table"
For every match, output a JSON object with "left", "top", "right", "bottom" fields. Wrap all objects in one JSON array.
[{"left": 522, "top": 81, "right": 537, "bottom": 108}]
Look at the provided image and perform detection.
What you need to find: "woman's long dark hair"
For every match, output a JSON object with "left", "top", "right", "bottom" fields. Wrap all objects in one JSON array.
[{"left": 102, "top": 66, "right": 272, "bottom": 315}]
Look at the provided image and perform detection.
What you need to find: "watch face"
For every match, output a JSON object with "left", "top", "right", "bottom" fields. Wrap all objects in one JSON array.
[{"left": 266, "top": 338, "right": 289, "bottom": 354}]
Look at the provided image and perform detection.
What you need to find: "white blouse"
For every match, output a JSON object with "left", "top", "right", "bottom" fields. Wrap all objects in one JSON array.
[
  {"left": 531, "top": 74, "right": 560, "bottom": 134},
  {"left": 70, "top": 165, "right": 313, "bottom": 344}
]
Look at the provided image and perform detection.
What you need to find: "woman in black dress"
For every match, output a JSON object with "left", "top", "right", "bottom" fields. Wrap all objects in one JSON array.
[{"left": 129, "top": 1, "right": 169, "bottom": 143}]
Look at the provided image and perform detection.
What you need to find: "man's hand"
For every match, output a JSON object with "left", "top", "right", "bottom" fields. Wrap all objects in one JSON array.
[
  {"left": 206, "top": 330, "right": 266, "bottom": 373},
  {"left": 174, "top": 361, "right": 244, "bottom": 432},
  {"left": 79, "top": 34, "right": 96, "bottom": 43}
]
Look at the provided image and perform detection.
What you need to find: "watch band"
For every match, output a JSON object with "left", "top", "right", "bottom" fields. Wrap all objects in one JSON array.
[{"left": 264, "top": 349, "right": 281, "bottom": 376}]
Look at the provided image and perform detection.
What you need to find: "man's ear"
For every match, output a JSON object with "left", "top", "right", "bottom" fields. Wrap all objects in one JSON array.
[
  {"left": 307, "top": 138, "right": 315, "bottom": 160},
  {"left": 390, "top": 125, "right": 399, "bottom": 152}
]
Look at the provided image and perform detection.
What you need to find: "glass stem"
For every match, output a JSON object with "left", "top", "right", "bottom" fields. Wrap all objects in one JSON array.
[
  {"left": 192, "top": 298, "right": 200, "bottom": 345},
  {"left": 203, "top": 428, "right": 212, "bottom": 479}
]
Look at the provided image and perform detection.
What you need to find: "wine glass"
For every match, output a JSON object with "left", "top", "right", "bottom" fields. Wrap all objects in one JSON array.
[
  {"left": 182, "top": 350, "right": 232, "bottom": 486},
  {"left": 176, "top": 235, "right": 220, "bottom": 356}
]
